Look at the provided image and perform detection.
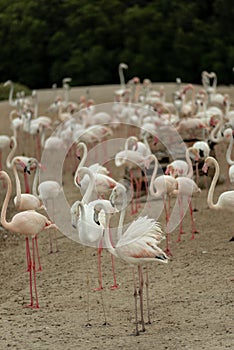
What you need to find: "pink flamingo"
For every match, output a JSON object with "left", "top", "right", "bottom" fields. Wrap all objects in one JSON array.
[
  {"left": 0, "top": 135, "right": 11, "bottom": 171},
  {"left": 165, "top": 146, "right": 199, "bottom": 178},
  {"left": 12, "top": 157, "right": 44, "bottom": 211},
  {"left": 148, "top": 154, "right": 178, "bottom": 256},
  {"left": 74, "top": 167, "right": 120, "bottom": 290},
  {"left": 115, "top": 150, "right": 153, "bottom": 214},
  {"left": 6, "top": 136, "right": 37, "bottom": 193},
  {"left": 203, "top": 156, "right": 234, "bottom": 212},
  {"left": 93, "top": 201, "right": 168, "bottom": 336},
  {"left": 0, "top": 170, "right": 57, "bottom": 308},
  {"left": 173, "top": 177, "right": 201, "bottom": 242}
]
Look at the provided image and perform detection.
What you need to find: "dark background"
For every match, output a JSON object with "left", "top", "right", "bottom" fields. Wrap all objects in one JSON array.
[{"left": 0, "top": 0, "right": 233, "bottom": 88}]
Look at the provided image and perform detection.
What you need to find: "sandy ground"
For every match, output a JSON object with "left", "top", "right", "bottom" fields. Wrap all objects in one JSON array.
[{"left": 0, "top": 83, "right": 233, "bottom": 350}]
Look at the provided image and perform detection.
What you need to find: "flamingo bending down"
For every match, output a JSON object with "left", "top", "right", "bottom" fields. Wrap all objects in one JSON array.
[
  {"left": 93, "top": 201, "right": 168, "bottom": 336},
  {"left": 0, "top": 170, "right": 57, "bottom": 308}
]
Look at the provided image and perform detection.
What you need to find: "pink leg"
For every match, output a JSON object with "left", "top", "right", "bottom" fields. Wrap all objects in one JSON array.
[
  {"left": 109, "top": 228, "right": 119, "bottom": 290},
  {"left": 132, "top": 268, "right": 139, "bottom": 336},
  {"left": 35, "top": 235, "right": 42, "bottom": 271},
  {"left": 32, "top": 237, "right": 39, "bottom": 308},
  {"left": 164, "top": 196, "right": 172, "bottom": 256},
  {"left": 25, "top": 237, "right": 33, "bottom": 308},
  {"left": 94, "top": 240, "right": 104, "bottom": 291},
  {"left": 189, "top": 199, "right": 199, "bottom": 240},
  {"left": 177, "top": 195, "right": 185, "bottom": 242},
  {"left": 130, "top": 169, "right": 137, "bottom": 215}
]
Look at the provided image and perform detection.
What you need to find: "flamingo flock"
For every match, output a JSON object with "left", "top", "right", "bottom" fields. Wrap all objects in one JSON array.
[{"left": 0, "top": 69, "right": 233, "bottom": 335}]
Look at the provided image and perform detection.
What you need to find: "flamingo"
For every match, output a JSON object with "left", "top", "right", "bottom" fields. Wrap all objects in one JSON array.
[
  {"left": 165, "top": 146, "right": 199, "bottom": 179},
  {"left": 173, "top": 177, "right": 201, "bottom": 242},
  {"left": 202, "top": 157, "right": 234, "bottom": 212},
  {"left": 71, "top": 196, "right": 119, "bottom": 290},
  {"left": 6, "top": 136, "right": 37, "bottom": 193},
  {"left": 12, "top": 157, "right": 44, "bottom": 211},
  {"left": 191, "top": 141, "right": 210, "bottom": 188},
  {"left": 75, "top": 166, "right": 118, "bottom": 201},
  {"left": 93, "top": 201, "right": 168, "bottom": 336},
  {"left": 225, "top": 128, "right": 234, "bottom": 185},
  {"left": 0, "top": 135, "right": 11, "bottom": 171},
  {"left": 115, "top": 150, "right": 153, "bottom": 214},
  {"left": 148, "top": 154, "right": 178, "bottom": 256},
  {"left": 74, "top": 167, "right": 122, "bottom": 290},
  {"left": 75, "top": 141, "right": 109, "bottom": 176},
  {"left": 25, "top": 158, "right": 62, "bottom": 253},
  {"left": 0, "top": 170, "right": 57, "bottom": 308}
]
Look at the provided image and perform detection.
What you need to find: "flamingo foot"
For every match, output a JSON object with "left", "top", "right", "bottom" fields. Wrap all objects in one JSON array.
[
  {"left": 24, "top": 303, "right": 39, "bottom": 309},
  {"left": 102, "top": 322, "right": 111, "bottom": 326},
  {"left": 110, "top": 284, "right": 119, "bottom": 290},
  {"left": 180, "top": 231, "right": 186, "bottom": 235},
  {"left": 164, "top": 248, "right": 173, "bottom": 257},
  {"left": 36, "top": 267, "right": 42, "bottom": 272},
  {"left": 176, "top": 237, "right": 181, "bottom": 243},
  {"left": 93, "top": 286, "right": 104, "bottom": 292}
]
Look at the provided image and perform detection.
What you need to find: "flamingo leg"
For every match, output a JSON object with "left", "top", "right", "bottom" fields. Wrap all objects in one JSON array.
[
  {"left": 189, "top": 198, "right": 199, "bottom": 240},
  {"left": 25, "top": 237, "right": 33, "bottom": 308},
  {"left": 132, "top": 268, "right": 139, "bottom": 336},
  {"left": 84, "top": 248, "right": 92, "bottom": 327},
  {"left": 177, "top": 195, "right": 185, "bottom": 242},
  {"left": 94, "top": 240, "right": 104, "bottom": 291},
  {"left": 145, "top": 266, "right": 151, "bottom": 325},
  {"left": 32, "top": 237, "right": 39, "bottom": 308},
  {"left": 110, "top": 255, "right": 119, "bottom": 290},
  {"left": 138, "top": 266, "right": 145, "bottom": 332},
  {"left": 130, "top": 169, "right": 137, "bottom": 215},
  {"left": 164, "top": 196, "right": 172, "bottom": 256},
  {"left": 35, "top": 235, "right": 42, "bottom": 272}
]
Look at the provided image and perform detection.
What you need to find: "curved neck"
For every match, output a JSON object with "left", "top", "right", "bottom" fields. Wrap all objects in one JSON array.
[
  {"left": 8, "top": 82, "right": 15, "bottom": 106},
  {"left": 125, "top": 136, "right": 137, "bottom": 150},
  {"left": 185, "top": 147, "right": 194, "bottom": 178},
  {"left": 0, "top": 172, "right": 12, "bottom": 230},
  {"left": 32, "top": 163, "right": 40, "bottom": 197},
  {"left": 77, "top": 143, "right": 87, "bottom": 168},
  {"left": 207, "top": 158, "right": 220, "bottom": 209},
  {"left": 75, "top": 167, "right": 95, "bottom": 203},
  {"left": 226, "top": 134, "right": 234, "bottom": 165},
  {"left": 209, "top": 120, "right": 223, "bottom": 143},
  {"left": 95, "top": 202, "right": 116, "bottom": 256},
  {"left": 149, "top": 155, "right": 160, "bottom": 198},
  {"left": 12, "top": 162, "right": 22, "bottom": 208},
  {"left": 6, "top": 137, "right": 17, "bottom": 168}
]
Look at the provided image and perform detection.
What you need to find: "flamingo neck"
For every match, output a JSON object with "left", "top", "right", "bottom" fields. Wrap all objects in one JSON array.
[
  {"left": 185, "top": 147, "right": 194, "bottom": 178},
  {"left": 207, "top": 158, "right": 220, "bottom": 210},
  {"left": 78, "top": 167, "right": 95, "bottom": 204},
  {"left": 78, "top": 143, "right": 87, "bottom": 169},
  {"left": 96, "top": 202, "right": 116, "bottom": 257},
  {"left": 6, "top": 137, "right": 17, "bottom": 168},
  {"left": 0, "top": 172, "right": 12, "bottom": 230},
  {"left": 226, "top": 135, "right": 234, "bottom": 165},
  {"left": 149, "top": 155, "right": 160, "bottom": 198},
  {"left": 12, "top": 162, "right": 22, "bottom": 208}
]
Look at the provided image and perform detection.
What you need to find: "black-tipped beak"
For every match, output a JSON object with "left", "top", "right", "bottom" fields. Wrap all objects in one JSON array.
[
  {"left": 72, "top": 223, "right": 77, "bottom": 229},
  {"left": 77, "top": 155, "right": 81, "bottom": 160}
]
